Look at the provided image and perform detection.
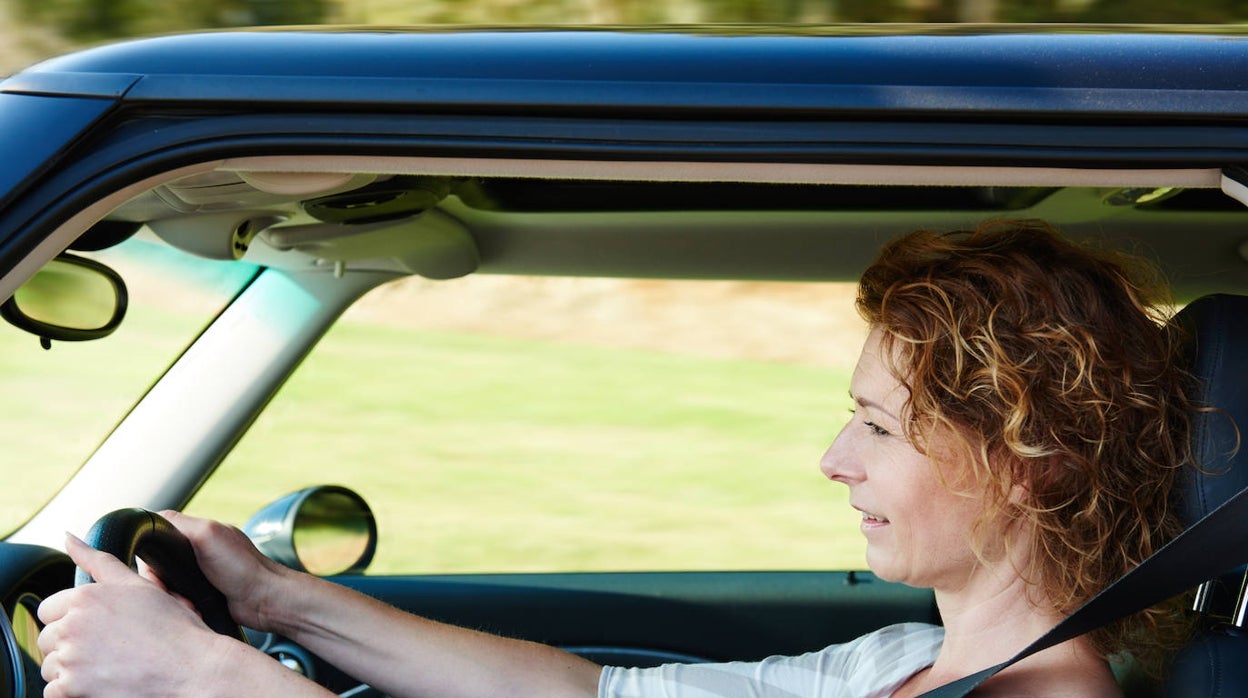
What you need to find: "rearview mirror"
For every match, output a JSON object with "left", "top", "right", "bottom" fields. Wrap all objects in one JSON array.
[
  {"left": 243, "top": 486, "right": 377, "bottom": 576},
  {"left": 0, "top": 254, "right": 127, "bottom": 343}
]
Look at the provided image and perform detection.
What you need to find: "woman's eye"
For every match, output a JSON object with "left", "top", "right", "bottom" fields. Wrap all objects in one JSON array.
[{"left": 848, "top": 407, "right": 890, "bottom": 437}]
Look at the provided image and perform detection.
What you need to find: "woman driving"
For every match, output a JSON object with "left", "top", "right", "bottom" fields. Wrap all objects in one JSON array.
[{"left": 37, "top": 220, "right": 1194, "bottom": 697}]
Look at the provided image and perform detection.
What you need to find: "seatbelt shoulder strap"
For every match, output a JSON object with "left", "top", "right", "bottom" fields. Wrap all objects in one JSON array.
[{"left": 918, "top": 480, "right": 1248, "bottom": 697}]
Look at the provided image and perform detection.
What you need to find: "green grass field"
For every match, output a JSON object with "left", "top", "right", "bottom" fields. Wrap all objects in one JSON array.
[{"left": 187, "top": 319, "right": 868, "bottom": 574}]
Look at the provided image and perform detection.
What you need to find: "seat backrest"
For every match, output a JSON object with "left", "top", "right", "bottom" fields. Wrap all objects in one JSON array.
[
  {"left": 1165, "top": 294, "right": 1248, "bottom": 696},
  {"left": 1173, "top": 294, "right": 1248, "bottom": 531}
]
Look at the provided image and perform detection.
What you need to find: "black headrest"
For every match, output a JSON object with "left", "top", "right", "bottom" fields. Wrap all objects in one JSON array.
[{"left": 1173, "top": 294, "right": 1248, "bottom": 527}]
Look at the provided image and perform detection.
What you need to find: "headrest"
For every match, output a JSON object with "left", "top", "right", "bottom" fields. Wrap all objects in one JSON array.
[{"left": 1173, "top": 294, "right": 1248, "bottom": 527}]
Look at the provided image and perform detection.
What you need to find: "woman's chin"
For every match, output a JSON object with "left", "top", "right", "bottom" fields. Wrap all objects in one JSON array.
[
  {"left": 864, "top": 552, "right": 923, "bottom": 587},
  {"left": 864, "top": 551, "right": 899, "bottom": 582}
]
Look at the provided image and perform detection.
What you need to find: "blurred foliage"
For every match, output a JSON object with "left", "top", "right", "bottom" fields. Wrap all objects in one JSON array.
[
  {"left": 12, "top": 0, "right": 328, "bottom": 39},
  {"left": 8, "top": 0, "right": 1248, "bottom": 40}
]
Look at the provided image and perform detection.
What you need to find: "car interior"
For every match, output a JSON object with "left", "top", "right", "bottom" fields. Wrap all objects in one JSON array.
[{"left": 0, "top": 152, "right": 1246, "bottom": 697}]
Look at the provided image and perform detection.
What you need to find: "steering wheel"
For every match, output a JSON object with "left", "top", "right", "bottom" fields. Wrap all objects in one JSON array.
[
  {"left": 76, "top": 508, "right": 245, "bottom": 641},
  {"left": 0, "top": 604, "right": 24, "bottom": 698}
]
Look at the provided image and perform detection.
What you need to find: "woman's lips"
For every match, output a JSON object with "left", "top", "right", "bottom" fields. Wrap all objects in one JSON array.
[{"left": 857, "top": 507, "right": 890, "bottom": 532}]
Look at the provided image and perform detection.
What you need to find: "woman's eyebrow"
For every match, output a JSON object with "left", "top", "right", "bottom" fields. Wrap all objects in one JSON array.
[{"left": 849, "top": 391, "right": 902, "bottom": 423}]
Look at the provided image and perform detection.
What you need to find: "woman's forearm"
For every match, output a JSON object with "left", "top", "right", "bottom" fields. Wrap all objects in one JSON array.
[
  {"left": 263, "top": 571, "right": 602, "bottom": 698},
  {"left": 202, "top": 635, "right": 338, "bottom": 698}
]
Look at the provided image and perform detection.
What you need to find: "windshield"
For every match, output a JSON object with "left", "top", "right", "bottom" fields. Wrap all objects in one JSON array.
[
  {"left": 0, "top": 235, "right": 258, "bottom": 534},
  {"left": 190, "top": 274, "right": 871, "bottom": 574}
]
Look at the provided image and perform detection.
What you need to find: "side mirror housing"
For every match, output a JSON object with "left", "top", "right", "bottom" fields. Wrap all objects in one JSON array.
[{"left": 243, "top": 486, "right": 377, "bottom": 576}]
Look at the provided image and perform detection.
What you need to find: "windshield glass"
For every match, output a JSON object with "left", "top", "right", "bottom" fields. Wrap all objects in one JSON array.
[
  {"left": 191, "top": 274, "right": 870, "bottom": 574},
  {"left": 0, "top": 235, "right": 258, "bottom": 534}
]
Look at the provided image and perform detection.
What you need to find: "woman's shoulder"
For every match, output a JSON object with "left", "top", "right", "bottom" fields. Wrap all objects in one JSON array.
[
  {"left": 821, "top": 622, "right": 944, "bottom": 686},
  {"left": 968, "top": 639, "right": 1122, "bottom": 698},
  {"left": 832, "top": 622, "right": 944, "bottom": 657}
]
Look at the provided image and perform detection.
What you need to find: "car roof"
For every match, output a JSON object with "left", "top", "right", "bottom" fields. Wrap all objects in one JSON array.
[
  {"left": 1, "top": 27, "right": 1247, "bottom": 301},
  {"left": 8, "top": 28, "right": 1248, "bottom": 117}
]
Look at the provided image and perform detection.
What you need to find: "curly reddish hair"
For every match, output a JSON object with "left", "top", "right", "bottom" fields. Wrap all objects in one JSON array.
[{"left": 856, "top": 219, "right": 1192, "bottom": 669}]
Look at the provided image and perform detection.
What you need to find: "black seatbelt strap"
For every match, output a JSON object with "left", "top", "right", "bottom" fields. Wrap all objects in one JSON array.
[{"left": 918, "top": 480, "right": 1248, "bottom": 698}]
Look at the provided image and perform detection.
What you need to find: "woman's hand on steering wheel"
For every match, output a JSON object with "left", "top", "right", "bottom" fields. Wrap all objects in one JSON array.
[
  {"left": 36, "top": 534, "right": 238, "bottom": 698},
  {"left": 147, "top": 510, "right": 290, "bottom": 633}
]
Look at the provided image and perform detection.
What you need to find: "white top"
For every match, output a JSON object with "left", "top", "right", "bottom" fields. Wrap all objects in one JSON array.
[{"left": 598, "top": 622, "right": 944, "bottom": 698}]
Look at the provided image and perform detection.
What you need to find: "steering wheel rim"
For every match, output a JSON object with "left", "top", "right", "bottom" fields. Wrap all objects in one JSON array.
[
  {"left": 75, "top": 508, "right": 245, "bottom": 641},
  {"left": 0, "top": 603, "right": 25, "bottom": 698}
]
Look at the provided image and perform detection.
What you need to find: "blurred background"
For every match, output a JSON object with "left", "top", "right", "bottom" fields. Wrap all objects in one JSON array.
[{"left": 4, "top": 0, "right": 1248, "bottom": 75}]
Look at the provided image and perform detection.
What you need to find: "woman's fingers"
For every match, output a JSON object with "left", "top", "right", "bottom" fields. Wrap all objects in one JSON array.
[
  {"left": 40, "top": 648, "right": 75, "bottom": 698},
  {"left": 63, "top": 532, "right": 142, "bottom": 585}
]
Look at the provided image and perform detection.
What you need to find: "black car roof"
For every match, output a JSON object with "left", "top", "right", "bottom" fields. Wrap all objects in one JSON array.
[
  {"left": 7, "top": 29, "right": 1248, "bottom": 119},
  {"left": 2, "top": 27, "right": 1247, "bottom": 301}
]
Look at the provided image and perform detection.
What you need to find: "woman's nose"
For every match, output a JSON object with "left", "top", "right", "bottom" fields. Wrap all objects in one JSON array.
[{"left": 820, "top": 424, "right": 864, "bottom": 484}]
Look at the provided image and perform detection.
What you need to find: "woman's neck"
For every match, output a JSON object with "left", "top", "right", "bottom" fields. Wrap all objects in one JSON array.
[
  {"left": 907, "top": 562, "right": 1118, "bottom": 697},
  {"left": 933, "top": 561, "right": 1056, "bottom": 668}
]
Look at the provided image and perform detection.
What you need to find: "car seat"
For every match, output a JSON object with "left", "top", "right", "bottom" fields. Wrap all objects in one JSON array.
[{"left": 1164, "top": 294, "right": 1248, "bottom": 696}]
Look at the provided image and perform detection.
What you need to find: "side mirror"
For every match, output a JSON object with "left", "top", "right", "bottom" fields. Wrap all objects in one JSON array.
[
  {"left": 0, "top": 253, "right": 127, "bottom": 343},
  {"left": 242, "top": 486, "right": 377, "bottom": 576}
]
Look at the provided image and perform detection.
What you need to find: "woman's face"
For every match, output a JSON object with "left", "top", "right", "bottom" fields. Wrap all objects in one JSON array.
[{"left": 820, "top": 328, "right": 991, "bottom": 591}]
